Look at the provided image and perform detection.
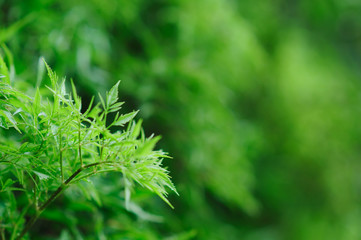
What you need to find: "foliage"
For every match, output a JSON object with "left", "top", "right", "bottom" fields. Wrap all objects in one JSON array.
[
  {"left": 2, "top": 0, "right": 361, "bottom": 239},
  {"left": 0, "top": 56, "right": 176, "bottom": 239}
]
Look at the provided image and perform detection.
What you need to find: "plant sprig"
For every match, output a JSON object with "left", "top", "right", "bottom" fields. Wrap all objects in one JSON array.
[{"left": 0, "top": 57, "right": 177, "bottom": 239}]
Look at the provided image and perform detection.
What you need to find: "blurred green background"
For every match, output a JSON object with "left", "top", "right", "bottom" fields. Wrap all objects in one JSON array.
[{"left": 1, "top": 0, "right": 361, "bottom": 239}]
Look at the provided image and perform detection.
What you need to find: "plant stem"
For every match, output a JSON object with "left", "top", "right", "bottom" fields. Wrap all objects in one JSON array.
[
  {"left": 78, "top": 119, "right": 83, "bottom": 167},
  {"left": 59, "top": 130, "right": 64, "bottom": 182},
  {"left": 100, "top": 110, "right": 107, "bottom": 161},
  {"left": 16, "top": 161, "right": 117, "bottom": 240}
]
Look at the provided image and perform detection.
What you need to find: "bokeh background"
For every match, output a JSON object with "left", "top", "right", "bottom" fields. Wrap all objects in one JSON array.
[{"left": 1, "top": 0, "right": 361, "bottom": 239}]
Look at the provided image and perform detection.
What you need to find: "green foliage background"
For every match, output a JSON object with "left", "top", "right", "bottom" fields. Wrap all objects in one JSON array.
[{"left": 1, "top": 0, "right": 361, "bottom": 239}]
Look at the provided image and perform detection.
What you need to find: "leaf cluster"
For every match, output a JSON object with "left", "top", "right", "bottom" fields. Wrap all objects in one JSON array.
[{"left": 0, "top": 57, "right": 176, "bottom": 239}]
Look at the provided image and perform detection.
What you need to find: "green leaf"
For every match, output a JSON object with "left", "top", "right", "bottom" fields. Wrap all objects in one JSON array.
[
  {"left": 106, "top": 80, "right": 120, "bottom": 109},
  {"left": 155, "top": 189, "right": 174, "bottom": 209},
  {"left": 88, "top": 103, "right": 102, "bottom": 120},
  {"left": 59, "top": 79, "right": 66, "bottom": 97},
  {"left": 0, "top": 54, "right": 9, "bottom": 84},
  {"left": 43, "top": 59, "right": 58, "bottom": 89},
  {"left": 83, "top": 96, "right": 95, "bottom": 116},
  {"left": 98, "top": 92, "right": 106, "bottom": 110},
  {"left": 2, "top": 44, "right": 14, "bottom": 83},
  {"left": 131, "top": 119, "right": 143, "bottom": 139},
  {"left": 33, "top": 87, "right": 41, "bottom": 116},
  {"left": 0, "top": 115, "right": 8, "bottom": 128},
  {"left": 113, "top": 110, "right": 139, "bottom": 126},
  {"left": 2, "top": 110, "right": 20, "bottom": 133},
  {"left": 33, "top": 170, "right": 50, "bottom": 180},
  {"left": 1, "top": 179, "right": 15, "bottom": 191},
  {"left": 108, "top": 101, "right": 124, "bottom": 113},
  {"left": 135, "top": 136, "right": 161, "bottom": 157},
  {"left": 71, "top": 79, "right": 81, "bottom": 111},
  {"left": 13, "top": 108, "right": 23, "bottom": 115}
]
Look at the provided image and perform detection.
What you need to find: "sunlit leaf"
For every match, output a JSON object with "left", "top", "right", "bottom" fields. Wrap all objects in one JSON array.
[{"left": 113, "top": 110, "right": 139, "bottom": 126}]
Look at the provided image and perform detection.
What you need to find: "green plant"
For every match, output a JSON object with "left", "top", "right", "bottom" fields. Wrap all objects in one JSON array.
[{"left": 0, "top": 55, "right": 177, "bottom": 239}]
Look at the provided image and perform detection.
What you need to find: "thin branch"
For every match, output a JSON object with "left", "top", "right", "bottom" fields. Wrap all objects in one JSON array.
[
  {"left": 15, "top": 161, "right": 117, "bottom": 240},
  {"left": 59, "top": 130, "right": 64, "bottom": 183},
  {"left": 78, "top": 118, "right": 83, "bottom": 167}
]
